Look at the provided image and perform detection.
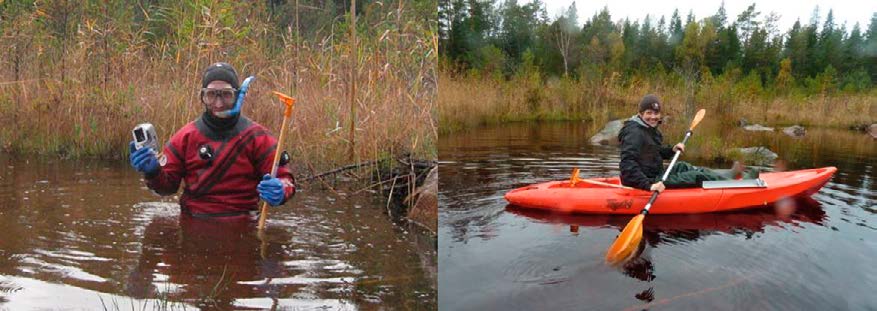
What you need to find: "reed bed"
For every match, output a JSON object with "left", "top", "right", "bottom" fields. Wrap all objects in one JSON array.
[
  {"left": 439, "top": 69, "right": 876, "bottom": 135},
  {"left": 0, "top": 0, "right": 437, "bottom": 173}
]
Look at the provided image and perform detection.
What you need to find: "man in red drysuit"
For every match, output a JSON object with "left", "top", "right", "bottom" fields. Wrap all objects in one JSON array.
[{"left": 129, "top": 62, "right": 295, "bottom": 218}]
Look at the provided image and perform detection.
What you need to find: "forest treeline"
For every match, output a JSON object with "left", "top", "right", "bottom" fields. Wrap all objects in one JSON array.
[
  {"left": 441, "top": 1, "right": 876, "bottom": 92},
  {"left": 438, "top": 1, "right": 876, "bottom": 132}
]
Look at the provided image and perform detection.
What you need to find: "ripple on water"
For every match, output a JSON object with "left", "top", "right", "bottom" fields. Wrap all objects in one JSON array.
[
  {"left": 232, "top": 298, "right": 357, "bottom": 310},
  {"left": 282, "top": 259, "right": 363, "bottom": 274},
  {"left": 0, "top": 275, "right": 198, "bottom": 309},
  {"left": 16, "top": 256, "right": 107, "bottom": 283}
]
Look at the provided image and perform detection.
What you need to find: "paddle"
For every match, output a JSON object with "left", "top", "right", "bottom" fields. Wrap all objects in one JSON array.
[
  {"left": 257, "top": 91, "right": 296, "bottom": 230},
  {"left": 605, "top": 109, "right": 706, "bottom": 264}
]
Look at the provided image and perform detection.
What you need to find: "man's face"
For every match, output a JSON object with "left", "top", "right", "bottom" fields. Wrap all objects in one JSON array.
[
  {"left": 638, "top": 109, "right": 661, "bottom": 127},
  {"left": 202, "top": 80, "right": 236, "bottom": 118}
]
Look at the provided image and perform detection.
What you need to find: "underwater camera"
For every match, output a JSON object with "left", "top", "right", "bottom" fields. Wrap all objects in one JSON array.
[{"left": 132, "top": 123, "right": 158, "bottom": 151}]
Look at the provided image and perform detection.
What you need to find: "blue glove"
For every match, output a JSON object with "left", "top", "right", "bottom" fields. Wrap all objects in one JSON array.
[
  {"left": 258, "top": 174, "right": 285, "bottom": 206},
  {"left": 129, "top": 141, "right": 159, "bottom": 176}
]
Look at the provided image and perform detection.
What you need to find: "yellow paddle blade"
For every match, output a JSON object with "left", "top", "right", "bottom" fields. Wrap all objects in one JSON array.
[
  {"left": 689, "top": 109, "right": 706, "bottom": 131},
  {"left": 606, "top": 214, "right": 645, "bottom": 264},
  {"left": 570, "top": 168, "right": 580, "bottom": 186}
]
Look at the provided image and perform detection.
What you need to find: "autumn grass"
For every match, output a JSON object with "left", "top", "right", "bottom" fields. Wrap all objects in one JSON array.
[
  {"left": 439, "top": 70, "right": 623, "bottom": 135},
  {"left": 0, "top": 1, "right": 436, "bottom": 174},
  {"left": 439, "top": 69, "right": 876, "bottom": 135}
]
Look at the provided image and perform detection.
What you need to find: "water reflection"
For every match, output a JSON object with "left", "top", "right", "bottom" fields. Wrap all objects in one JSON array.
[
  {"left": 507, "top": 197, "right": 826, "bottom": 242},
  {"left": 126, "top": 214, "right": 285, "bottom": 309},
  {"left": 508, "top": 196, "right": 827, "bottom": 281}
]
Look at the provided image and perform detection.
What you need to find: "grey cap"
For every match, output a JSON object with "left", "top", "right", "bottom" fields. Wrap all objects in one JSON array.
[
  {"left": 201, "top": 62, "right": 240, "bottom": 89},
  {"left": 639, "top": 94, "right": 661, "bottom": 113}
]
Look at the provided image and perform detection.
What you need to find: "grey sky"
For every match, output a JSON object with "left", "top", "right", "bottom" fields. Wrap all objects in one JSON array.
[{"left": 541, "top": 0, "right": 875, "bottom": 33}]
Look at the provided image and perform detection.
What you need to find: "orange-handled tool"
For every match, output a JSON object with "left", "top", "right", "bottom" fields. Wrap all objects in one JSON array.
[{"left": 258, "top": 91, "right": 296, "bottom": 230}]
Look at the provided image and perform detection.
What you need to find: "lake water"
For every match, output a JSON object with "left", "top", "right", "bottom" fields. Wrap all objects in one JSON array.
[
  {"left": 438, "top": 121, "right": 876, "bottom": 310},
  {"left": 0, "top": 155, "right": 436, "bottom": 310}
]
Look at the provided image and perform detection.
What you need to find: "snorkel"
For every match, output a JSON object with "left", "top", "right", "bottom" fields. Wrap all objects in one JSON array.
[{"left": 214, "top": 76, "right": 255, "bottom": 118}]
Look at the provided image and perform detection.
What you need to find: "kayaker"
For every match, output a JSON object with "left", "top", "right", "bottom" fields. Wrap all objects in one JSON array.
[
  {"left": 618, "top": 94, "right": 753, "bottom": 192},
  {"left": 129, "top": 62, "right": 295, "bottom": 218}
]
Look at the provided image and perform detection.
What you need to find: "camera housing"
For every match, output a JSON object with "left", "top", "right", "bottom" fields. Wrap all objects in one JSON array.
[{"left": 132, "top": 123, "right": 158, "bottom": 151}]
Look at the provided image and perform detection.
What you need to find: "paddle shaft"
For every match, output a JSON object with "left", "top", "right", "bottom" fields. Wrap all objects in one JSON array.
[
  {"left": 257, "top": 100, "right": 294, "bottom": 230},
  {"left": 606, "top": 109, "right": 705, "bottom": 264},
  {"left": 640, "top": 130, "right": 694, "bottom": 215}
]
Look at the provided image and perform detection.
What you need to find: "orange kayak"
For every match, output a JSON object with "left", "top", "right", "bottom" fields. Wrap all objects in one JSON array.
[
  {"left": 504, "top": 167, "right": 837, "bottom": 214},
  {"left": 505, "top": 196, "right": 826, "bottom": 232}
]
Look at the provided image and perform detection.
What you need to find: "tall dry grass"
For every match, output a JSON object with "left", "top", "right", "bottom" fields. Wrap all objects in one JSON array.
[
  {"left": 0, "top": 1, "right": 436, "bottom": 172},
  {"left": 439, "top": 68, "right": 876, "bottom": 134}
]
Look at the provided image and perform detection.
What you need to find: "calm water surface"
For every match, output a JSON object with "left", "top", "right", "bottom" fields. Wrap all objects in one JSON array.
[
  {"left": 0, "top": 156, "right": 436, "bottom": 310},
  {"left": 438, "top": 121, "right": 876, "bottom": 310}
]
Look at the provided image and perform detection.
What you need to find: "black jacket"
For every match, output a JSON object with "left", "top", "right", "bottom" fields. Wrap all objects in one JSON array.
[{"left": 618, "top": 115, "right": 674, "bottom": 190}]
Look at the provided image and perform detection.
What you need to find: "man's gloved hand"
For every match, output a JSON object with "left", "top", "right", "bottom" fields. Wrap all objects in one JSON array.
[
  {"left": 129, "top": 141, "right": 159, "bottom": 176},
  {"left": 258, "top": 174, "right": 285, "bottom": 206}
]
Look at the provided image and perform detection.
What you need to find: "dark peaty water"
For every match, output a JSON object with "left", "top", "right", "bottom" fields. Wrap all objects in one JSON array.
[
  {"left": 438, "top": 121, "right": 876, "bottom": 310},
  {"left": 0, "top": 156, "right": 436, "bottom": 310}
]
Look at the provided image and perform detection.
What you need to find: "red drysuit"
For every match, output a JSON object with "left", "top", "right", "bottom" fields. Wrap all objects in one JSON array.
[{"left": 145, "top": 116, "right": 295, "bottom": 217}]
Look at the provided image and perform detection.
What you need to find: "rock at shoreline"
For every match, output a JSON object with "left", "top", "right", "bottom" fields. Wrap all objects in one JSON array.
[
  {"left": 589, "top": 119, "right": 624, "bottom": 145},
  {"left": 733, "top": 147, "right": 779, "bottom": 165},
  {"left": 406, "top": 167, "right": 437, "bottom": 233},
  {"left": 850, "top": 123, "right": 870, "bottom": 132},
  {"left": 743, "top": 124, "right": 774, "bottom": 132},
  {"left": 782, "top": 125, "right": 806, "bottom": 137},
  {"left": 870, "top": 124, "right": 877, "bottom": 139}
]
